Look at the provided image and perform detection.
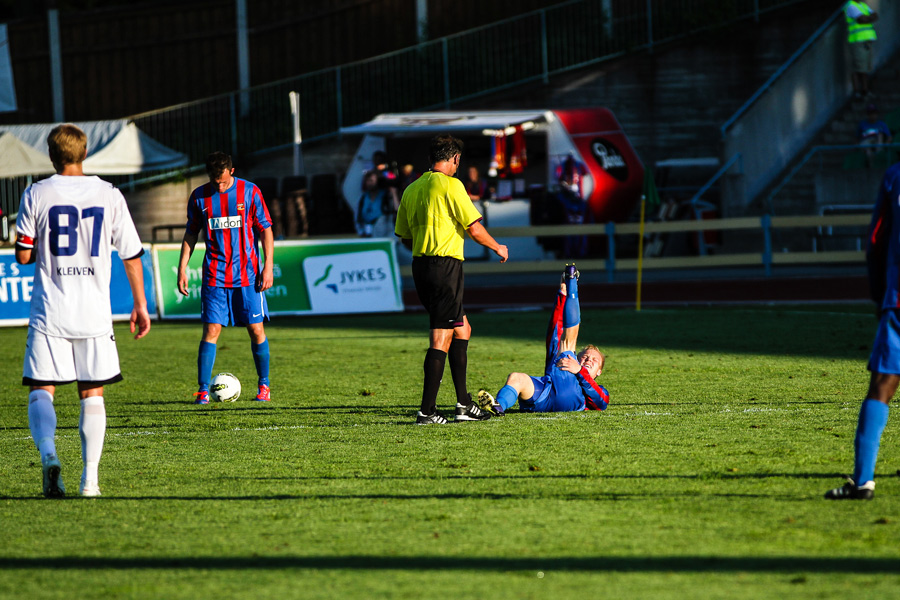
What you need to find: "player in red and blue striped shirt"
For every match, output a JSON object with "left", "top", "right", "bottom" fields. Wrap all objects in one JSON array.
[
  {"left": 478, "top": 264, "right": 609, "bottom": 414},
  {"left": 177, "top": 152, "right": 274, "bottom": 404}
]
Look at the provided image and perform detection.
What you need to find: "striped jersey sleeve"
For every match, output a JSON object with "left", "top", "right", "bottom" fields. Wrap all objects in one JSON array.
[{"left": 577, "top": 369, "right": 610, "bottom": 411}]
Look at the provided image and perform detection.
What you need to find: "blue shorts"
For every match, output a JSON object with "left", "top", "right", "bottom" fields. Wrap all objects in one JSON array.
[
  {"left": 520, "top": 351, "right": 584, "bottom": 413},
  {"left": 521, "top": 376, "right": 554, "bottom": 412},
  {"left": 869, "top": 309, "right": 900, "bottom": 375},
  {"left": 201, "top": 285, "right": 269, "bottom": 326}
]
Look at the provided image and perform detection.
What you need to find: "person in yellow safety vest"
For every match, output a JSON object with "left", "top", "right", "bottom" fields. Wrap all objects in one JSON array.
[{"left": 845, "top": 1, "right": 879, "bottom": 100}]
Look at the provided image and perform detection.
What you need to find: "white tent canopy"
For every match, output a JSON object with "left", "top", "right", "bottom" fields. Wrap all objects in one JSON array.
[
  {"left": 0, "top": 132, "right": 54, "bottom": 178},
  {"left": 0, "top": 120, "right": 188, "bottom": 177}
]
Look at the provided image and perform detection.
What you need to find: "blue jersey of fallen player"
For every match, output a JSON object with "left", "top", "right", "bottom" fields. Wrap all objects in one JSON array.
[
  {"left": 186, "top": 177, "right": 272, "bottom": 289},
  {"left": 525, "top": 290, "right": 610, "bottom": 412}
]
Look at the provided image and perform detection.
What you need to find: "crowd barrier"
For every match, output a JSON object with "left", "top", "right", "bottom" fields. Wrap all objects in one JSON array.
[
  {"left": 401, "top": 213, "right": 871, "bottom": 280},
  {"left": 0, "top": 215, "right": 871, "bottom": 326},
  {"left": 0, "top": 238, "right": 403, "bottom": 327}
]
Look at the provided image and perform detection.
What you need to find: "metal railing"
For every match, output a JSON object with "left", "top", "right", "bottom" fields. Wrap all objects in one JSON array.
[
  {"left": 129, "top": 0, "right": 811, "bottom": 178},
  {"left": 0, "top": 176, "right": 31, "bottom": 231},
  {"left": 720, "top": 6, "right": 846, "bottom": 138},
  {"left": 766, "top": 143, "right": 900, "bottom": 213},
  {"left": 686, "top": 152, "right": 744, "bottom": 255},
  {"left": 402, "top": 213, "right": 869, "bottom": 281},
  {"left": 0, "top": 0, "right": 812, "bottom": 218}
]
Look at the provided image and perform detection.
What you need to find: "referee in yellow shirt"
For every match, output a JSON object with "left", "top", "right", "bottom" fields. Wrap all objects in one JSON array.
[{"left": 396, "top": 135, "right": 509, "bottom": 424}]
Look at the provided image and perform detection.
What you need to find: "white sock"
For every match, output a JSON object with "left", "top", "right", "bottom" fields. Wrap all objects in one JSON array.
[
  {"left": 28, "top": 389, "right": 57, "bottom": 461},
  {"left": 79, "top": 397, "right": 106, "bottom": 482}
]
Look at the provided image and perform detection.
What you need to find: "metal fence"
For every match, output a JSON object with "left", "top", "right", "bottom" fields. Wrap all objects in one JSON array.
[
  {"left": 130, "top": 0, "right": 812, "bottom": 171},
  {"left": 2, "top": 0, "right": 811, "bottom": 223},
  {"left": 407, "top": 213, "right": 869, "bottom": 280},
  {"left": 0, "top": 176, "right": 29, "bottom": 225}
]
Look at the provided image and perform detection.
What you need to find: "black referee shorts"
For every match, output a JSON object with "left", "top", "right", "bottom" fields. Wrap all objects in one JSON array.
[{"left": 411, "top": 255, "right": 465, "bottom": 329}]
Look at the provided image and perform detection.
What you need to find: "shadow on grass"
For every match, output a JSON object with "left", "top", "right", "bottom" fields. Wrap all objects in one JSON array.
[
  {"left": 264, "top": 307, "right": 874, "bottom": 362},
  {"left": 0, "top": 471, "right": 851, "bottom": 502},
  {"left": 125, "top": 404, "right": 405, "bottom": 413},
  {"left": 218, "top": 472, "right": 847, "bottom": 481},
  {"left": 3, "top": 492, "right": 779, "bottom": 501},
  {"left": 0, "top": 555, "right": 896, "bottom": 573}
]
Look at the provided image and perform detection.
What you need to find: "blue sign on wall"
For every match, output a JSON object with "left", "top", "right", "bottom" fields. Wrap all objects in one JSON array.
[{"left": 0, "top": 247, "right": 157, "bottom": 327}]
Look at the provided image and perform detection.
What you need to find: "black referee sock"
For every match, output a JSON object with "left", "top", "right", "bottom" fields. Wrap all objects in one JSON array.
[
  {"left": 421, "top": 348, "right": 447, "bottom": 415},
  {"left": 448, "top": 338, "right": 471, "bottom": 406}
]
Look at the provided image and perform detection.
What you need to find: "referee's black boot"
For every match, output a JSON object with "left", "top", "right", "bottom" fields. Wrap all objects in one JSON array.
[
  {"left": 456, "top": 401, "right": 491, "bottom": 421},
  {"left": 416, "top": 410, "right": 449, "bottom": 425}
]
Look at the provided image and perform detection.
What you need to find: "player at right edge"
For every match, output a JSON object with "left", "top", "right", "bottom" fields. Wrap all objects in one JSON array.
[{"left": 826, "top": 161, "right": 900, "bottom": 500}]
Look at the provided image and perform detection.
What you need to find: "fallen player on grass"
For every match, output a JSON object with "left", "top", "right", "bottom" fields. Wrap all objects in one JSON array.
[{"left": 477, "top": 264, "right": 609, "bottom": 415}]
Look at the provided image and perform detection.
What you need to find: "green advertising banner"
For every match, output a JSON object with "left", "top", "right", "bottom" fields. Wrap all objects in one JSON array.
[{"left": 153, "top": 239, "right": 403, "bottom": 319}]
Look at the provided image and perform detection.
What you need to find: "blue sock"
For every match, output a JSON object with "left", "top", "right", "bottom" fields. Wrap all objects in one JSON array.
[
  {"left": 564, "top": 276, "right": 580, "bottom": 328},
  {"left": 496, "top": 384, "right": 519, "bottom": 412},
  {"left": 198, "top": 341, "right": 217, "bottom": 391},
  {"left": 252, "top": 339, "right": 270, "bottom": 386},
  {"left": 853, "top": 399, "right": 890, "bottom": 485}
]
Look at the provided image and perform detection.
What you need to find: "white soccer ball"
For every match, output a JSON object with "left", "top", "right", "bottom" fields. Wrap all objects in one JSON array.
[{"left": 210, "top": 372, "right": 241, "bottom": 402}]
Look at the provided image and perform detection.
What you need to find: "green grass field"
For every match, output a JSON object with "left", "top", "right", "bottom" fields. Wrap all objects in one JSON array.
[{"left": 0, "top": 304, "right": 898, "bottom": 599}]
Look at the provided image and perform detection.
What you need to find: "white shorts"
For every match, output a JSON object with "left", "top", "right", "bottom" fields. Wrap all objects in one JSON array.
[{"left": 23, "top": 328, "right": 123, "bottom": 386}]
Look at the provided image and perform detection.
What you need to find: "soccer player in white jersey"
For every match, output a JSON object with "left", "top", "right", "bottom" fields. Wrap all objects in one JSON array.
[{"left": 15, "top": 123, "right": 151, "bottom": 498}]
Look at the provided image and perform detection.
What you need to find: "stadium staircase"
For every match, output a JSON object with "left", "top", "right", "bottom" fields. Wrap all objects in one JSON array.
[
  {"left": 453, "top": 2, "right": 837, "bottom": 180},
  {"left": 763, "top": 63, "right": 900, "bottom": 217}
]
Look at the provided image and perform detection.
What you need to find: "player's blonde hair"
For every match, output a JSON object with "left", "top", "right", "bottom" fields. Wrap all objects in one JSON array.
[
  {"left": 578, "top": 344, "right": 606, "bottom": 373},
  {"left": 47, "top": 124, "right": 87, "bottom": 171}
]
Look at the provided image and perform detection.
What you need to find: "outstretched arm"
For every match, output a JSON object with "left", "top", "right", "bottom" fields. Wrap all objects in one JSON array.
[
  {"left": 177, "top": 229, "right": 199, "bottom": 296},
  {"left": 257, "top": 227, "right": 274, "bottom": 292},
  {"left": 123, "top": 255, "right": 151, "bottom": 339},
  {"left": 467, "top": 221, "right": 508, "bottom": 262}
]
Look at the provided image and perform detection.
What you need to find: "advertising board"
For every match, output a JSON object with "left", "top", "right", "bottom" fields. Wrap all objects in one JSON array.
[
  {"left": 153, "top": 238, "right": 403, "bottom": 319},
  {"left": 0, "top": 246, "right": 157, "bottom": 327}
]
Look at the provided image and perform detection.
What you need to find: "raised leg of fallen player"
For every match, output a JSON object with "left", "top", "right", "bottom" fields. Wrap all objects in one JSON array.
[{"left": 494, "top": 271, "right": 581, "bottom": 412}]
